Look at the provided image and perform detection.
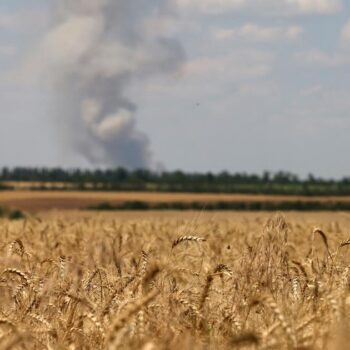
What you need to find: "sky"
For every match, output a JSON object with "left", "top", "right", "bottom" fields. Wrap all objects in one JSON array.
[{"left": 1, "top": 0, "right": 350, "bottom": 177}]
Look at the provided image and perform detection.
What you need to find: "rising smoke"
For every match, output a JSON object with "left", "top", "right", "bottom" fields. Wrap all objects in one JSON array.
[{"left": 37, "top": 0, "right": 184, "bottom": 169}]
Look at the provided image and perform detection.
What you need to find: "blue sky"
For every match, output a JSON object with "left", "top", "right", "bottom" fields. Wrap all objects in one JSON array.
[{"left": 1, "top": 0, "right": 350, "bottom": 177}]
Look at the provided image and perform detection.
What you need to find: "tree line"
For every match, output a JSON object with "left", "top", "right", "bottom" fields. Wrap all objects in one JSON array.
[{"left": 1, "top": 167, "right": 350, "bottom": 195}]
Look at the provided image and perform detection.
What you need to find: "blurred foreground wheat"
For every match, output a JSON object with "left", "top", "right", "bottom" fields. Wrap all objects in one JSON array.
[{"left": 1, "top": 213, "right": 350, "bottom": 349}]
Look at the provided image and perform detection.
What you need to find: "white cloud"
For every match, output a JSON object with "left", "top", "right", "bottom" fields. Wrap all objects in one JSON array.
[
  {"left": 175, "top": 0, "right": 246, "bottom": 14},
  {"left": 287, "top": 0, "right": 341, "bottom": 14},
  {"left": 286, "top": 26, "right": 304, "bottom": 38},
  {"left": 300, "top": 85, "right": 322, "bottom": 96},
  {"left": 174, "top": 0, "right": 342, "bottom": 15},
  {"left": 340, "top": 19, "right": 350, "bottom": 47},
  {"left": 296, "top": 19, "right": 350, "bottom": 67},
  {"left": 139, "top": 49, "right": 275, "bottom": 103},
  {"left": 184, "top": 49, "right": 274, "bottom": 81},
  {"left": 143, "top": 16, "right": 200, "bottom": 37},
  {"left": 212, "top": 24, "right": 303, "bottom": 42},
  {"left": 296, "top": 49, "right": 349, "bottom": 66},
  {"left": 238, "top": 81, "right": 278, "bottom": 96},
  {"left": 0, "top": 10, "right": 48, "bottom": 32}
]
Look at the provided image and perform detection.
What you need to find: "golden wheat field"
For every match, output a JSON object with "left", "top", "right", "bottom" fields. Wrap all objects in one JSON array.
[
  {"left": 2, "top": 190, "right": 350, "bottom": 212},
  {"left": 1, "top": 211, "right": 350, "bottom": 349}
]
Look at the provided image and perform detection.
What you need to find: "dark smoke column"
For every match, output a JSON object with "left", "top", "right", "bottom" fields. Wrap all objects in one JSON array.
[{"left": 42, "top": 0, "right": 184, "bottom": 169}]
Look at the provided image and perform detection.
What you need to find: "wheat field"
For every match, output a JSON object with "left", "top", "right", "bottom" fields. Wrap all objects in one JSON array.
[
  {"left": 2, "top": 190, "right": 350, "bottom": 211},
  {"left": 1, "top": 212, "right": 350, "bottom": 349}
]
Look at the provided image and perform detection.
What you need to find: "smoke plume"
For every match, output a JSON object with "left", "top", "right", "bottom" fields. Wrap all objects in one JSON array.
[{"left": 36, "top": 0, "right": 184, "bottom": 169}]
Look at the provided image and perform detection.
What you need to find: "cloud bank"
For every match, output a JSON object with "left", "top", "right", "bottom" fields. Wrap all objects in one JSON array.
[{"left": 174, "top": 0, "right": 342, "bottom": 15}]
